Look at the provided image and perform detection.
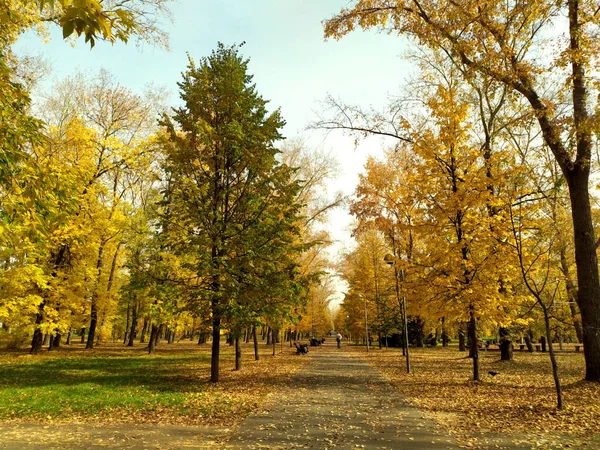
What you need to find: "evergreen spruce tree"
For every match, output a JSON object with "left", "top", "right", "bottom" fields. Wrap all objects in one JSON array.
[{"left": 160, "top": 43, "right": 303, "bottom": 382}]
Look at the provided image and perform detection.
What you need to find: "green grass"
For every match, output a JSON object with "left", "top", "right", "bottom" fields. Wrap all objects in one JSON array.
[
  {"left": 0, "top": 347, "right": 203, "bottom": 419},
  {"left": 0, "top": 341, "right": 302, "bottom": 424}
]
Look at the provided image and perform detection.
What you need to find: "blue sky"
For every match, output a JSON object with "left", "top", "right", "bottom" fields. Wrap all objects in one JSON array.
[{"left": 15, "top": 0, "right": 412, "bottom": 303}]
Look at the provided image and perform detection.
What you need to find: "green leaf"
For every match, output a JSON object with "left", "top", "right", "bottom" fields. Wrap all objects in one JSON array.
[{"left": 62, "top": 20, "right": 75, "bottom": 39}]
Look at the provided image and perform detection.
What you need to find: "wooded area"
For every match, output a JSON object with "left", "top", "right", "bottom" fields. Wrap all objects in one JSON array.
[
  {"left": 1, "top": 1, "right": 600, "bottom": 446},
  {"left": 0, "top": 1, "right": 338, "bottom": 384},
  {"left": 324, "top": 0, "right": 600, "bottom": 412}
]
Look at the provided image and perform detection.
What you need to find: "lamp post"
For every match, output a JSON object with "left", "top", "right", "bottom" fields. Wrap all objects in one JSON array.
[
  {"left": 358, "top": 293, "right": 369, "bottom": 352},
  {"left": 385, "top": 254, "right": 411, "bottom": 374}
]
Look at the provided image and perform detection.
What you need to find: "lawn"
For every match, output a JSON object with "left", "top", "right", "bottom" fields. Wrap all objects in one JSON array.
[
  {"left": 357, "top": 344, "right": 600, "bottom": 448},
  {"left": 0, "top": 340, "right": 305, "bottom": 426}
]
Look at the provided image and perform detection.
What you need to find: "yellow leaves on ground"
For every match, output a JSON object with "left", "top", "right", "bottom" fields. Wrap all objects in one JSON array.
[{"left": 364, "top": 347, "right": 600, "bottom": 444}]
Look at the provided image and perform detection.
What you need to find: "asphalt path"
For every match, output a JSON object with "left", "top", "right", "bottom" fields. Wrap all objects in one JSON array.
[{"left": 225, "top": 340, "right": 461, "bottom": 449}]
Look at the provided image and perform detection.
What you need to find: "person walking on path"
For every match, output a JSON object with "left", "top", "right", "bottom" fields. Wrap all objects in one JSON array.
[{"left": 336, "top": 332, "right": 342, "bottom": 349}]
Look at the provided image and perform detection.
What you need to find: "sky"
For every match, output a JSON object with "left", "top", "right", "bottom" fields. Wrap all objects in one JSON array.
[{"left": 15, "top": 0, "right": 413, "bottom": 305}]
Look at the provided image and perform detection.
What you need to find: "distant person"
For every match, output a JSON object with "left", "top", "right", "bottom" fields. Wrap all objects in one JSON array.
[{"left": 336, "top": 332, "right": 342, "bottom": 349}]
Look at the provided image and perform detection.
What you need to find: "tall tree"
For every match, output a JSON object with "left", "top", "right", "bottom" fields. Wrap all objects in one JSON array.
[{"left": 160, "top": 44, "right": 301, "bottom": 382}]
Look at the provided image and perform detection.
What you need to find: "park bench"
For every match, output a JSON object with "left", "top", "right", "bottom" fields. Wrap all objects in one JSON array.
[
  {"left": 465, "top": 342, "right": 486, "bottom": 350},
  {"left": 294, "top": 342, "right": 309, "bottom": 354}
]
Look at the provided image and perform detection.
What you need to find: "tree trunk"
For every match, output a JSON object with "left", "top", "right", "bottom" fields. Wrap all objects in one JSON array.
[
  {"left": 140, "top": 317, "right": 148, "bottom": 343},
  {"left": 500, "top": 327, "right": 513, "bottom": 361},
  {"left": 210, "top": 297, "right": 221, "bottom": 383},
  {"left": 95, "top": 310, "right": 107, "bottom": 346},
  {"left": 30, "top": 246, "right": 69, "bottom": 354},
  {"left": 235, "top": 337, "right": 242, "bottom": 370},
  {"left": 85, "top": 300, "right": 98, "bottom": 349},
  {"left": 560, "top": 246, "right": 584, "bottom": 343},
  {"left": 156, "top": 324, "right": 163, "bottom": 347},
  {"left": 500, "top": 339, "right": 513, "bottom": 360},
  {"left": 127, "top": 301, "right": 138, "bottom": 347},
  {"left": 401, "top": 327, "right": 406, "bottom": 356},
  {"left": 124, "top": 303, "right": 131, "bottom": 345},
  {"left": 80, "top": 327, "right": 86, "bottom": 344},
  {"left": 442, "top": 316, "right": 448, "bottom": 347},
  {"left": 272, "top": 329, "right": 276, "bottom": 356},
  {"left": 266, "top": 327, "right": 271, "bottom": 345},
  {"left": 415, "top": 317, "right": 424, "bottom": 348},
  {"left": 416, "top": 331, "right": 423, "bottom": 347},
  {"left": 148, "top": 324, "right": 159, "bottom": 354},
  {"left": 558, "top": 329, "right": 564, "bottom": 351},
  {"left": 566, "top": 169, "right": 600, "bottom": 381},
  {"left": 458, "top": 325, "right": 466, "bottom": 352},
  {"left": 66, "top": 329, "right": 72, "bottom": 345},
  {"left": 541, "top": 336, "right": 547, "bottom": 352},
  {"left": 252, "top": 325, "right": 259, "bottom": 361},
  {"left": 542, "top": 305, "right": 563, "bottom": 409},
  {"left": 49, "top": 333, "right": 62, "bottom": 351},
  {"left": 569, "top": 303, "right": 584, "bottom": 344},
  {"left": 30, "top": 313, "right": 44, "bottom": 354},
  {"left": 86, "top": 243, "right": 105, "bottom": 349},
  {"left": 468, "top": 308, "right": 479, "bottom": 381},
  {"left": 106, "top": 243, "right": 120, "bottom": 295},
  {"left": 524, "top": 332, "right": 534, "bottom": 352}
]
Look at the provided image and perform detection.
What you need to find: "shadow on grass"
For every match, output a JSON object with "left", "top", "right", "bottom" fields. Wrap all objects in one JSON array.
[
  {"left": 0, "top": 355, "right": 212, "bottom": 393},
  {"left": 0, "top": 342, "right": 299, "bottom": 393},
  {"left": 0, "top": 342, "right": 244, "bottom": 391},
  {"left": 0, "top": 342, "right": 304, "bottom": 420}
]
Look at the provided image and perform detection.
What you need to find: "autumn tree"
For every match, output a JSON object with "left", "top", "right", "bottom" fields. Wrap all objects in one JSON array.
[
  {"left": 0, "top": 0, "right": 172, "bottom": 185},
  {"left": 509, "top": 187, "right": 567, "bottom": 409},
  {"left": 32, "top": 0, "right": 172, "bottom": 48},
  {"left": 340, "top": 229, "right": 397, "bottom": 344},
  {"left": 295, "top": 274, "right": 336, "bottom": 338},
  {"left": 25, "top": 71, "right": 162, "bottom": 351},
  {"left": 325, "top": 0, "right": 600, "bottom": 381},
  {"left": 0, "top": 0, "right": 171, "bottom": 351}
]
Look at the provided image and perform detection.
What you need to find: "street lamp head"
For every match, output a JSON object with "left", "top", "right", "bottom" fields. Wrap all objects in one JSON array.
[{"left": 384, "top": 253, "right": 395, "bottom": 265}]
